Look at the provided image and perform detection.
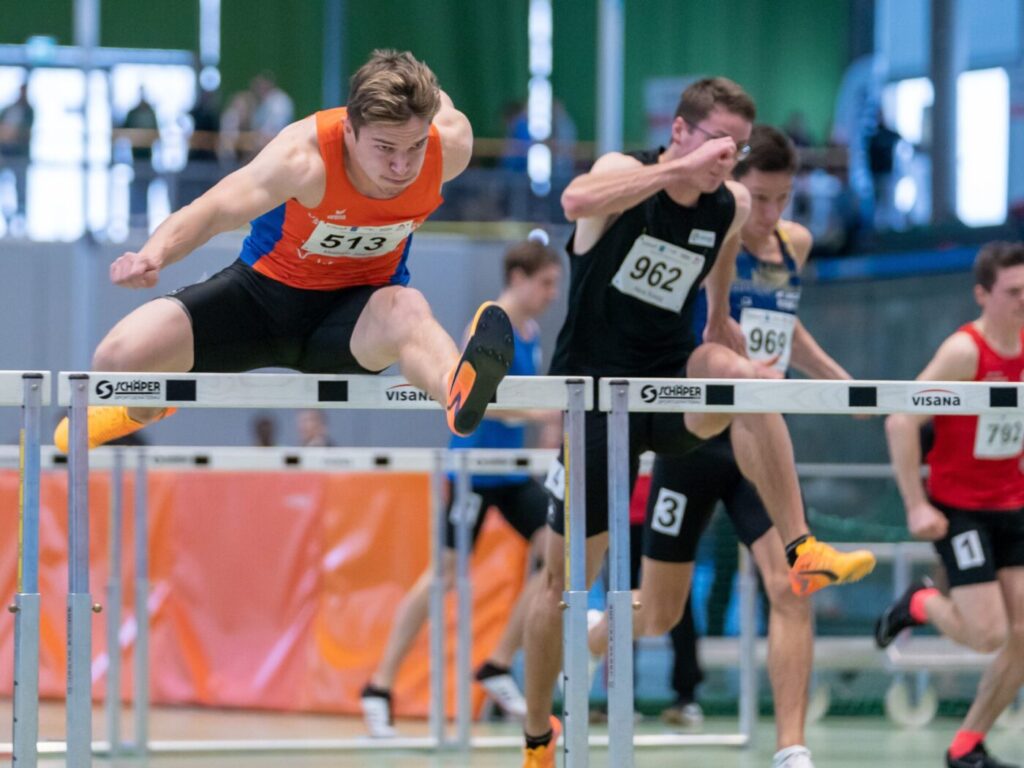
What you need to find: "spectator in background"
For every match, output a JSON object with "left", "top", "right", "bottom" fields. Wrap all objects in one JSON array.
[
  {"left": 296, "top": 409, "right": 333, "bottom": 447},
  {"left": 250, "top": 71, "right": 294, "bottom": 148},
  {"left": 499, "top": 98, "right": 577, "bottom": 220},
  {"left": 123, "top": 87, "right": 158, "bottom": 161},
  {"left": 251, "top": 414, "right": 278, "bottom": 447},
  {"left": 179, "top": 87, "right": 223, "bottom": 206},
  {"left": 219, "top": 72, "right": 294, "bottom": 165},
  {"left": 551, "top": 99, "right": 578, "bottom": 183},
  {"left": 218, "top": 88, "right": 256, "bottom": 164},
  {"left": 500, "top": 100, "right": 529, "bottom": 173},
  {"left": 188, "top": 87, "right": 221, "bottom": 163},
  {"left": 0, "top": 82, "right": 34, "bottom": 220},
  {"left": 122, "top": 87, "right": 159, "bottom": 220},
  {"left": 867, "top": 110, "right": 902, "bottom": 231},
  {"left": 783, "top": 111, "right": 814, "bottom": 148}
]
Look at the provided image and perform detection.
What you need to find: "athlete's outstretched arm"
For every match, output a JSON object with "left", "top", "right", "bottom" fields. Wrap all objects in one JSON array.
[
  {"left": 561, "top": 136, "right": 737, "bottom": 223},
  {"left": 109, "top": 119, "right": 318, "bottom": 288},
  {"left": 701, "top": 180, "right": 749, "bottom": 354},
  {"left": 435, "top": 90, "right": 473, "bottom": 182},
  {"left": 886, "top": 332, "right": 977, "bottom": 539}
]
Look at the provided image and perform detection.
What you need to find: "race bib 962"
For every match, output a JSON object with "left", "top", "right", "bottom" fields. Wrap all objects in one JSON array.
[{"left": 611, "top": 234, "right": 705, "bottom": 312}]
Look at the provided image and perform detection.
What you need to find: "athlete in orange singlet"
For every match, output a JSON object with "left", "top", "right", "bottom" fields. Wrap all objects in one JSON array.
[{"left": 54, "top": 49, "right": 512, "bottom": 450}]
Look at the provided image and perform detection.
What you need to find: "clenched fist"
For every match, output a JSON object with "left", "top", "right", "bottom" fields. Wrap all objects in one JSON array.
[{"left": 110, "top": 251, "right": 161, "bottom": 288}]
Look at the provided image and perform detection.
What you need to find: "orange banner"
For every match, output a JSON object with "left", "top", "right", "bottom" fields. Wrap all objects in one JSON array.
[{"left": 0, "top": 470, "right": 528, "bottom": 718}]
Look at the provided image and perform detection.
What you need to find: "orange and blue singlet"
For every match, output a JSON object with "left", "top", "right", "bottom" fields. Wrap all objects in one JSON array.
[{"left": 239, "top": 107, "right": 444, "bottom": 291}]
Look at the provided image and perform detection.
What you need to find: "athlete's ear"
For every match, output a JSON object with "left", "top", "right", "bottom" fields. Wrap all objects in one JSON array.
[
  {"left": 974, "top": 283, "right": 988, "bottom": 308},
  {"left": 670, "top": 116, "right": 688, "bottom": 146}
]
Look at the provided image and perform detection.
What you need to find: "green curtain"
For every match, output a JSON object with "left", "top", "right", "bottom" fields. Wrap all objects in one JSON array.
[{"left": 0, "top": 0, "right": 849, "bottom": 143}]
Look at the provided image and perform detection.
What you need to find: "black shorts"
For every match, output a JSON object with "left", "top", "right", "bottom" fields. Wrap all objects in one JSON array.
[
  {"left": 546, "top": 410, "right": 705, "bottom": 539},
  {"left": 643, "top": 432, "right": 774, "bottom": 563},
  {"left": 445, "top": 478, "right": 548, "bottom": 549},
  {"left": 167, "top": 260, "right": 386, "bottom": 373},
  {"left": 931, "top": 500, "right": 1024, "bottom": 588}
]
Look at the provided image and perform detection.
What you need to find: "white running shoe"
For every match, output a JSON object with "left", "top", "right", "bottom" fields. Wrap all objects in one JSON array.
[
  {"left": 478, "top": 672, "right": 527, "bottom": 718},
  {"left": 360, "top": 686, "right": 397, "bottom": 738},
  {"left": 661, "top": 700, "right": 704, "bottom": 727},
  {"left": 773, "top": 745, "right": 815, "bottom": 768}
]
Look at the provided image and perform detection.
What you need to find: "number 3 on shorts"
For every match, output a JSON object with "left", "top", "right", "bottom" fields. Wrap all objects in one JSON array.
[{"left": 651, "top": 488, "right": 687, "bottom": 537}]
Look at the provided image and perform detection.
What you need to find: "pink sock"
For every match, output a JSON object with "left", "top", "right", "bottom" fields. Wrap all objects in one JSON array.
[
  {"left": 948, "top": 729, "right": 984, "bottom": 759},
  {"left": 909, "top": 587, "right": 939, "bottom": 624}
]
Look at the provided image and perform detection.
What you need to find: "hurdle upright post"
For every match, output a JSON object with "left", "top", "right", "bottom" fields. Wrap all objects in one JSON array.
[
  {"left": 133, "top": 447, "right": 150, "bottom": 754},
  {"left": 428, "top": 449, "right": 448, "bottom": 748},
  {"left": 454, "top": 450, "right": 474, "bottom": 749},
  {"left": 67, "top": 373, "right": 94, "bottom": 768},
  {"left": 563, "top": 378, "right": 589, "bottom": 767},
  {"left": 738, "top": 546, "right": 758, "bottom": 746},
  {"left": 606, "top": 380, "right": 634, "bottom": 767},
  {"left": 105, "top": 448, "right": 125, "bottom": 754},
  {"left": 12, "top": 373, "right": 44, "bottom": 766}
]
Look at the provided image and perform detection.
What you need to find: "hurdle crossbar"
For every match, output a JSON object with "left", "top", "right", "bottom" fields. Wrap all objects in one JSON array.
[
  {"left": 55, "top": 372, "right": 591, "bottom": 765},
  {"left": 57, "top": 373, "right": 583, "bottom": 411},
  {"left": 598, "top": 377, "right": 1023, "bottom": 414}
]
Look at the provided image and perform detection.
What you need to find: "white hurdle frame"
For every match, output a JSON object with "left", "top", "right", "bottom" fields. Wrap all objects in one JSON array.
[
  {"left": 1, "top": 372, "right": 50, "bottom": 766},
  {"left": 590, "top": 376, "right": 1024, "bottom": 768},
  {"left": 56, "top": 372, "right": 592, "bottom": 765}
]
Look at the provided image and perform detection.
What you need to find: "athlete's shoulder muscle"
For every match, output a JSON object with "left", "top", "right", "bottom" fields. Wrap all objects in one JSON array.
[
  {"left": 434, "top": 92, "right": 472, "bottom": 182},
  {"left": 918, "top": 331, "right": 979, "bottom": 382}
]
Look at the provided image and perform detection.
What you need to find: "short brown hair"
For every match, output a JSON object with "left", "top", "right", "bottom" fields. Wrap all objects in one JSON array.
[
  {"left": 974, "top": 241, "right": 1024, "bottom": 290},
  {"left": 347, "top": 49, "right": 441, "bottom": 134},
  {"left": 504, "top": 240, "right": 562, "bottom": 285},
  {"left": 675, "top": 77, "right": 756, "bottom": 125},
  {"left": 733, "top": 125, "right": 798, "bottom": 179}
]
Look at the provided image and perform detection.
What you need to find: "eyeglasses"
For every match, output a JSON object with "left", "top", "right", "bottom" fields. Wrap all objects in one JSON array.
[{"left": 685, "top": 119, "right": 751, "bottom": 162}]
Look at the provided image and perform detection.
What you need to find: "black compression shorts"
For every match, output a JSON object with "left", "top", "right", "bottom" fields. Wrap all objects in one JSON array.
[
  {"left": 167, "top": 260, "right": 386, "bottom": 373},
  {"left": 642, "top": 432, "right": 775, "bottom": 563},
  {"left": 445, "top": 478, "right": 548, "bottom": 549},
  {"left": 931, "top": 500, "right": 1024, "bottom": 588},
  {"left": 545, "top": 410, "right": 705, "bottom": 539}
]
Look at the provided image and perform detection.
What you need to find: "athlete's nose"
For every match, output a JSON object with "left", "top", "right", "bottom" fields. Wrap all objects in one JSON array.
[{"left": 391, "top": 153, "right": 411, "bottom": 176}]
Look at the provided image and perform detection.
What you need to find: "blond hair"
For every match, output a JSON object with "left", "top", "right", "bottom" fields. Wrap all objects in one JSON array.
[{"left": 347, "top": 49, "right": 441, "bottom": 134}]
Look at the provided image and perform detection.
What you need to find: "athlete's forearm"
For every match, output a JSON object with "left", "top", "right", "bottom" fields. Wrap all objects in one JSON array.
[
  {"left": 703, "top": 239, "right": 737, "bottom": 326},
  {"left": 561, "top": 158, "right": 685, "bottom": 221},
  {"left": 138, "top": 200, "right": 233, "bottom": 268},
  {"left": 886, "top": 413, "right": 929, "bottom": 510},
  {"left": 790, "top": 321, "right": 851, "bottom": 379}
]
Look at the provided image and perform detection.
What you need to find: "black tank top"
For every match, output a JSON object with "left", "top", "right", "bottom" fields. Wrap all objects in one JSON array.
[{"left": 549, "top": 148, "right": 737, "bottom": 377}]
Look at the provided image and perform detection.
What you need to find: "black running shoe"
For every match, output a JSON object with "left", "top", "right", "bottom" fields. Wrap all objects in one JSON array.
[
  {"left": 874, "top": 576, "right": 934, "bottom": 649},
  {"left": 445, "top": 302, "right": 514, "bottom": 437},
  {"left": 947, "top": 743, "right": 1020, "bottom": 768}
]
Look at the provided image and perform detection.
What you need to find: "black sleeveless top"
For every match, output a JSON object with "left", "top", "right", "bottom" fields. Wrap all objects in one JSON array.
[{"left": 549, "top": 148, "right": 737, "bottom": 377}]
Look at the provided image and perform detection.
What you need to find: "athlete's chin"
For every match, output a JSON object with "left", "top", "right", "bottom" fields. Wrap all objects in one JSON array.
[{"left": 378, "top": 178, "right": 414, "bottom": 194}]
